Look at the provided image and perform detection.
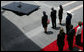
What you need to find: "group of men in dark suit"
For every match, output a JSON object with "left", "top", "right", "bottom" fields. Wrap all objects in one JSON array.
[
  {"left": 42, "top": 5, "right": 82, "bottom": 51},
  {"left": 57, "top": 11, "right": 76, "bottom": 51},
  {"left": 50, "top": 5, "right": 63, "bottom": 29},
  {"left": 42, "top": 5, "right": 63, "bottom": 33}
]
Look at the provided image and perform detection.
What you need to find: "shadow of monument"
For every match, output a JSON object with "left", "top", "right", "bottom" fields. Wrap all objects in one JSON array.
[
  {"left": 1, "top": 10, "right": 6, "bottom": 14},
  {"left": 1, "top": 13, "right": 41, "bottom": 51}
]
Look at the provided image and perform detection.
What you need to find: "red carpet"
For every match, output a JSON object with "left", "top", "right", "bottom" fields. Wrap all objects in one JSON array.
[{"left": 41, "top": 23, "right": 83, "bottom": 51}]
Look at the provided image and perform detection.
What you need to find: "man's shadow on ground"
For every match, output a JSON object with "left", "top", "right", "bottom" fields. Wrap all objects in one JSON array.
[
  {"left": 46, "top": 31, "right": 53, "bottom": 35},
  {"left": 51, "top": 27, "right": 60, "bottom": 30},
  {"left": 55, "top": 27, "right": 61, "bottom": 30},
  {"left": 60, "top": 23, "right": 66, "bottom": 26},
  {"left": 46, "top": 26, "right": 60, "bottom": 35}
]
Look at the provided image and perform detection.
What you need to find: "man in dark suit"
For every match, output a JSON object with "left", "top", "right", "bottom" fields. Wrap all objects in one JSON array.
[
  {"left": 57, "top": 27, "right": 65, "bottom": 51},
  {"left": 67, "top": 25, "right": 75, "bottom": 50},
  {"left": 66, "top": 11, "right": 72, "bottom": 34},
  {"left": 50, "top": 7, "right": 57, "bottom": 29},
  {"left": 42, "top": 11, "right": 48, "bottom": 34},
  {"left": 58, "top": 5, "right": 63, "bottom": 25}
]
